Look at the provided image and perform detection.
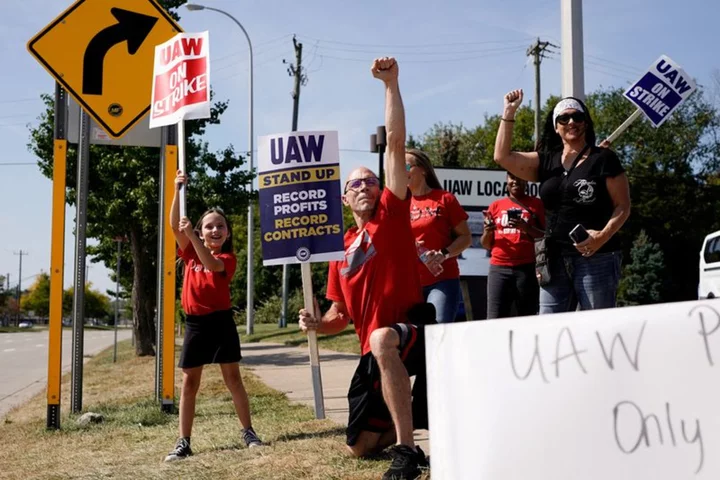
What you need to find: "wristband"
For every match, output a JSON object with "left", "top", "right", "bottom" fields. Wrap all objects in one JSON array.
[
  {"left": 440, "top": 248, "right": 450, "bottom": 258},
  {"left": 501, "top": 118, "right": 515, "bottom": 123}
]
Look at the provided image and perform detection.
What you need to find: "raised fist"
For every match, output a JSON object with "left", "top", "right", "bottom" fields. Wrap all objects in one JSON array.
[
  {"left": 503, "top": 89, "right": 524, "bottom": 114},
  {"left": 371, "top": 57, "right": 399, "bottom": 83}
]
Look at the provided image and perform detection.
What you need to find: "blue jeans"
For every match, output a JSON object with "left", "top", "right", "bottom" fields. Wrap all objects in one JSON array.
[
  {"left": 423, "top": 278, "right": 461, "bottom": 323},
  {"left": 539, "top": 251, "right": 622, "bottom": 314}
]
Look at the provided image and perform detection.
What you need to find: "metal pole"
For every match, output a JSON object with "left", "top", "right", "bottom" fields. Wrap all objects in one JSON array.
[
  {"left": 535, "top": 54, "right": 541, "bottom": 143},
  {"left": 156, "top": 125, "right": 171, "bottom": 401},
  {"left": 561, "top": 0, "right": 585, "bottom": 100},
  {"left": 14, "top": 251, "right": 27, "bottom": 325},
  {"left": 113, "top": 239, "right": 121, "bottom": 363},
  {"left": 281, "top": 38, "right": 304, "bottom": 329},
  {"left": 246, "top": 26, "right": 255, "bottom": 336},
  {"left": 376, "top": 126, "right": 386, "bottom": 187},
  {"left": 47, "top": 81, "right": 67, "bottom": 429},
  {"left": 71, "top": 110, "right": 90, "bottom": 413}
]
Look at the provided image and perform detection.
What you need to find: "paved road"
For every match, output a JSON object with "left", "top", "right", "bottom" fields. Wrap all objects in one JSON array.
[{"left": 0, "top": 328, "right": 132, "bottom": 419}]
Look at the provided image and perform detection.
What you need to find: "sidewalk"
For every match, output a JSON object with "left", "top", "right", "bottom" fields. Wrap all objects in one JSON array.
[{"left": 241, "top": 342, "right": 430, "bottom": 452}]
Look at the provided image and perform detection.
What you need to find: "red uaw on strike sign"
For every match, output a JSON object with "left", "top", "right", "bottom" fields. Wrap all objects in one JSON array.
[{"left": 149, "top": 31, "right": 210, "bottom": 128}]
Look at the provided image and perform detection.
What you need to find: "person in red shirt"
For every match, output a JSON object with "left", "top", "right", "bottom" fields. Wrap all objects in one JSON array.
[
  {"left": 481, "top": 172, "right": 546, "bottom": 318},
  {"left": 406, "top": 149, "right": 471, "bottom": 323},
  {"left": 164, "top": 170, "right": 262, "bottom": 462},
  {"left": 298, "top": 57, "right": 430, "bottom": 480}
]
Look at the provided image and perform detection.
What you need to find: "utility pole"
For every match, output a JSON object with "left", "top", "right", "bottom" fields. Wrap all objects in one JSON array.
[
  {"left": 526, "top": 38, "right": 557, "bottom": 144},
  {"left": 280, "top": 35, "right": 308, "bottom": 329},
  {"left": 14, "top": 251, "right": 28, "bottom": 326},
  {"left": 561, "top": 0, "right": 586, "bottom": 100}
]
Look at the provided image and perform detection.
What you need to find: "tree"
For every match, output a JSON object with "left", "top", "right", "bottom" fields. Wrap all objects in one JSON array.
[
  {"left": 61, "top": 284, "right": 113, "bottom": 322},
  {"left": 20, "top": 272, "right": 51, "bottom": 318},
  {"left": 27, "top": 0, "right": 253, "bottom": 355},
  {"left": 0, "top": 274, "right": 11, "bottom": 324},
  {"left": 618, "top": 230, "right": 665, "bottom": 306},
  {"left": 85, "top": 286, "right": 111, "bottom": 321}
]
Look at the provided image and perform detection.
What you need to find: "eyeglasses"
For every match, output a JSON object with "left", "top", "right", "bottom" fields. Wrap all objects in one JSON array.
[
  {"left": 556, "top": 111, "right": 586, "bottom": 125},
  {"left": 344, "top": 176, "right": 380, "bottom": 192}
]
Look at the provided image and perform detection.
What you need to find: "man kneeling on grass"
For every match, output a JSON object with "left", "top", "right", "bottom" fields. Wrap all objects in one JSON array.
[{"left": 298, "top": 56, "right": 432, "bottom": 480}]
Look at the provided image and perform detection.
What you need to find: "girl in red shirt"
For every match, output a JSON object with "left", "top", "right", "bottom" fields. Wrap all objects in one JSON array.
[
  {"left": 406, "top": 149, "right": 472, "bottom": 323},
  {"left": 164, "top": 170, "right": 262, "bottom": 462}
]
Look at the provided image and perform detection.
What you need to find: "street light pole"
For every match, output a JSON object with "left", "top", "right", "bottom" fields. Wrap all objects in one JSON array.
[
  {"left": 186, "top": 4, "right": 256, "bottom": 334},
  {"left": 370, "top": 126, "right": 386, "bottom": 187}
]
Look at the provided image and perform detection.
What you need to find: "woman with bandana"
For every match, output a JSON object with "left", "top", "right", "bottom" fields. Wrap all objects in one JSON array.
[{"left": 492, "top": 90, "right": 631, "bottom": 313}]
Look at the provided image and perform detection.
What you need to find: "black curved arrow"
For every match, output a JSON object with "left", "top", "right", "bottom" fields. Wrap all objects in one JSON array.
[{"left": 82, "top": 8, "right": 159, "bottom": 95}]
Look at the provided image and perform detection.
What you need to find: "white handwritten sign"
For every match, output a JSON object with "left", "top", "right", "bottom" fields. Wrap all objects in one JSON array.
[{"left": 424, "top": 300, "right": 720, "bottom": 479}]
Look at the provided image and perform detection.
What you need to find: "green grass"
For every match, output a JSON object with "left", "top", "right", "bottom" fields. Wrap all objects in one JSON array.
[
  {"left": 241, "top": 323, "right": 361, "bottom": 355},
  {"left": 0, "top": 339, "right": 406, "bottom": 479}
]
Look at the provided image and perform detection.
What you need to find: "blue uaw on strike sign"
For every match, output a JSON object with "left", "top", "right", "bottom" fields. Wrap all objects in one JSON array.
[
  {"left": 258, "top": 131, "right": 345, "bottom": 266},
  {"left": 624, "top": 55, "right": 696, "bottom": 127}
]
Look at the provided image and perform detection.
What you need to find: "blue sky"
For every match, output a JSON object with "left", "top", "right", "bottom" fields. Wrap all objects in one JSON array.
[{"left": 1, "top": 0, "right": 717, "bottom": 297}]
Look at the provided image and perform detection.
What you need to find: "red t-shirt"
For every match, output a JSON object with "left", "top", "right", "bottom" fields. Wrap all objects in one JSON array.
[
  {"left": 179, "top": 245, "right": 237, "bottom": 316},
  {"left": 487, "top": 196, "right": 546, "bottom": 267},
  {"left": 326, "top": 188, "right": 423, "bottom": 355},
  {"left": 410, "top": 189, "right": 469, "bottom": 286}
]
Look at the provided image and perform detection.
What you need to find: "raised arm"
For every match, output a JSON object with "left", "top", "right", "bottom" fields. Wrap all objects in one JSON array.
[
  {"left": 493, "top": 89, "right": 541, "bottom": 182},
  {"left": 371, "top": 57, "right": 407, "bottom": 199},
  {"left": 170, "top": 170, "right": 190, "bottom": 251}
]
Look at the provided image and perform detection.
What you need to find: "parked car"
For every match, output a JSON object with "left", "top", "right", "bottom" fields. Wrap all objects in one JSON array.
[
  {"left": 699, "top": 230, "right": 720, "bottom": 299},
  {"left": 18, "top": 321, "right": 33, "bottom": 328}
]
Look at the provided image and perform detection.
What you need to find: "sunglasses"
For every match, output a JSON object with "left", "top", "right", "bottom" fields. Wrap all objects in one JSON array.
[
  {"left": 405, "top": 163, "right": 416, "bottom": 172},
  {"left": 556, "top": 111, "right": 586, "bottom": 125},
  {"left": 344, "top": 176, "right": 380, "bottom": 192}
]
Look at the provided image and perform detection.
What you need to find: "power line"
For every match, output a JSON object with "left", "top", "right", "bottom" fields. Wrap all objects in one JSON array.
[
  {"left": 317, "top": 46, "right": 527, "bottom": 64},
  {"left": 300, "top": 42, "right": 531, "bottom": 56},
  {"left": 294, "top": 34, "right": 536, "bottom": 49}
]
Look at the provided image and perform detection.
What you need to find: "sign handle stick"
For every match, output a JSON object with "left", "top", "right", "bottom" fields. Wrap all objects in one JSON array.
[
  {"left": 301, "top": 262, "right": 325, "bottom": 419},
  {"left": 177, "top": 120, "right": 187, "bottom": 218},
  {"left": 604, "top": 109, "right": 643, "bottom": 145}
]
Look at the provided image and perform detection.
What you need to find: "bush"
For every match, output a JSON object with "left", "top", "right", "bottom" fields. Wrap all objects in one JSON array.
[{"left": 253, "top": 289, "right": 306, "bottom": 324}]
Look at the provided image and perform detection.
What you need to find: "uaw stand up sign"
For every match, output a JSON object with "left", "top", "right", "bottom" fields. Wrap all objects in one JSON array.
[
  {"left": 257, "top": 131, "right": 344, "bottom": 265},
  {"left": 257, "top": 130, "right": 345, "bottom": 420}
]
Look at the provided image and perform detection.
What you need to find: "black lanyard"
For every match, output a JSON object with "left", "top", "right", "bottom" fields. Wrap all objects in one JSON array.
[{"left": 546, "top": 144, "right": 590, "bottom": 237}]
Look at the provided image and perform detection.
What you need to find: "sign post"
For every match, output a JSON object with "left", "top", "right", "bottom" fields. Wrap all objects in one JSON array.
[
  {"left": 46, "top": 82, "right": 68, "bottom": 429},
  {"left": 605, "top": 55, "right": 697, "bottom": 144},
  {"left": 257, "top": 131, "right": 345, "bottom": 419}
]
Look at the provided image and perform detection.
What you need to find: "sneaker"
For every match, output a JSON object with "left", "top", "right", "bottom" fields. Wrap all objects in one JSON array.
[
  {"left": 242, "top": 427, "right": 264, "bottom": 448},
  {"left": 164, "top": 437, "right": 192, "bottom": 462},
  {"left": 382, "top": 444, "right": 429, "bottom": 480}
]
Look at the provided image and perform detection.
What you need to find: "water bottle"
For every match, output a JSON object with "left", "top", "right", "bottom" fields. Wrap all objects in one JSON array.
[{"left": 416, "top": 242, "right": 444, "bottom": 277}]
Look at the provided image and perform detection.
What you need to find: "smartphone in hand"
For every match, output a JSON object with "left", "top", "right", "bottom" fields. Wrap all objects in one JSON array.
[{"left": 569, "top": 224, "right": 590, "bottom": 244}]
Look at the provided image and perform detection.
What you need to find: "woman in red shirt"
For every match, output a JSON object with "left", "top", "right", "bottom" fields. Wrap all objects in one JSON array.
[
  {"left": 164, "top": 170, "right": 262, "bottom": 462},
  {"left": 481, "top": 172, "right": 546, "bottom": 318},
  {"left": 406, "top": 149, "right": 472, "bottom": 323}
]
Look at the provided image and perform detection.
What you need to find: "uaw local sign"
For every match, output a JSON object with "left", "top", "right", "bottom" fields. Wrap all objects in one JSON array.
[
  {"left": 149, "top": 31, "right": 210, "bottom": 128},
  {"left": 258, "top": 131, "right": 345, "bottom": 266},
  {"left": 425, "top": 300, "right": 720, "bottom": 479},
  {"left": 624, "top": 55, "right": 696, "bottom": 127}
]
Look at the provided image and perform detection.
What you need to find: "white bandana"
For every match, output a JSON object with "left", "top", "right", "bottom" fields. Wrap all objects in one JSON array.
[{"left": 553, "top": 98, "right": 585, "bottom": 125}]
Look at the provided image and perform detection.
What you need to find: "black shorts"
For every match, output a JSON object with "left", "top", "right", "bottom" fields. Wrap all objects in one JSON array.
[
  {"left": 346, "top": 321, "right": 430, "bottom": 446},
  {"left": 178, "top": 309, "right": 242, "bottom": 369}
]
